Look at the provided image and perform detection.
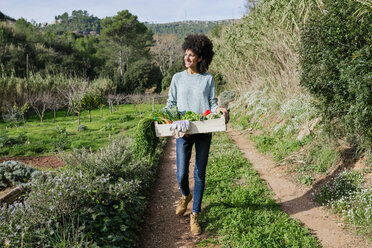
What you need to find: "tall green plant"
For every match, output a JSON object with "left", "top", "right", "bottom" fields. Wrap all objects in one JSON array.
[{"left": 300, "top": 0, "right": 372, "bottom": 146}]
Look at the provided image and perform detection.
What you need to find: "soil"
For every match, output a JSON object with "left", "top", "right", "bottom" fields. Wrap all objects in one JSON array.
[
  {"left": 0, "top": 155, "right": 65, "bottom": 169},
  {"left": 137, "top": 137, "right": 208, "bottom": 248},
  {"left": 138, "top": 127, "right": 371, "bottom": 248}
]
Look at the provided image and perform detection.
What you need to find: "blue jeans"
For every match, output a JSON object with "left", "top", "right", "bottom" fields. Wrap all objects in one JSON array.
[{"left": 176, "top": 133, "right": 212, "bottom": 213}]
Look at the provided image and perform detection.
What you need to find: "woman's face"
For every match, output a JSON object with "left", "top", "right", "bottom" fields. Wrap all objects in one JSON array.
[{"left": 184, "top": 49, "right": 202, "bottom": 72}]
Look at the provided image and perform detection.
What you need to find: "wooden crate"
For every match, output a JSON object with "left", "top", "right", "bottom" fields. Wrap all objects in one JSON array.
[{"left": 154, "top": 116, "right": 226, "bottom": 137}]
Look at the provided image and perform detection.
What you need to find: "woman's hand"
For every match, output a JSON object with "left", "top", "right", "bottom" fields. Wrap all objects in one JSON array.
[{"left": 216, "top": 107, "right": 230, "bottom": 124}]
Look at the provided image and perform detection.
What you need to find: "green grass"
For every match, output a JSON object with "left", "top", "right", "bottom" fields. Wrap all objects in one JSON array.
[
  {"left": 252, "top": 130, "right": 312, "bottom": 162},
  {"left": 199, "top": 132, "right": 320, "bottom": 247},
  {"left": 316, "top": 169, "right": 371, "bottom": 241},
  {"left": 0, "top": 104, "right": 163, "bottom": 156}
]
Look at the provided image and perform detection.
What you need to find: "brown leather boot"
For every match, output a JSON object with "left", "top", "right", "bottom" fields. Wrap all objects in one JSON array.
[
  {"left": 176, "top": 193, "right": 192, "bottom": 216},
  {"left": 190, "top": 212, "right": 202, "bottom": 235}
]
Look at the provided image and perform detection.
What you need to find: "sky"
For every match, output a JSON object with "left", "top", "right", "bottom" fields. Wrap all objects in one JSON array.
[{"left": 1, "top": 0, "right": 247, "bottom": 24}]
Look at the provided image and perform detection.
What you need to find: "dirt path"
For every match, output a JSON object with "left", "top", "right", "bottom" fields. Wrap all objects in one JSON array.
[
  {"left": 138, "top": 128, "right": 370, "bottom": 248},
  {"left": 137, "top": 137, "right": 207, "bottom": 248},
  {"left": 227, "top": 126, "right": 370, "bottom": 248}
]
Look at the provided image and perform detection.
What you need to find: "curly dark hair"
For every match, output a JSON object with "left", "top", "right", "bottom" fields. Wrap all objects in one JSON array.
[{"left": 182, "top": 34, "right": 215, "bottom": 74}]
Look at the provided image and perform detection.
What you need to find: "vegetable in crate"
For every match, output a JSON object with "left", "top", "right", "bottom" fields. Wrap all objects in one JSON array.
[
  {"left": 182, "top": 111, "right": 201, "bottom": 121},
  {"left": 161, "top": 106, "right": 181, "bottom": 121}
]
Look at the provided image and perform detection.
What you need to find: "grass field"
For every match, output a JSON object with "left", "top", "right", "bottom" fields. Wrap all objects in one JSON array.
[
  {"left": 199, "top": 132, "right": 320, "bottom": 247},
  {"left": 0, "top": 104, "right": 164, "bottom": 156}
]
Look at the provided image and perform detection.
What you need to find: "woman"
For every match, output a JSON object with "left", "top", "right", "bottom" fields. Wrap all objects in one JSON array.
[{"left": 166, "top": 34, "right": 229, "bottom": 235}]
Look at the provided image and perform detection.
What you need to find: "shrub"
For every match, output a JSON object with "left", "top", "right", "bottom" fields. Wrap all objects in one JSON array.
[
  {"left": 300, "top": 0, "right": 372, "bottom": 147},
  {"left": 0, "top": 161, "right": 38, "bottom": 190},
  {"left": 1, "top": 136, "right": 166, "bottom": 247},
  {"left": 51, "top": 125, "right": 71, "bottom": 151},
  {"left": 0, "top": 132, "right": 27, "bottom": 148}
]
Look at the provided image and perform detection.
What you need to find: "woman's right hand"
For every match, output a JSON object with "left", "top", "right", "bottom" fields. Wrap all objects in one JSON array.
[{"left": 216, "top": 107, "right": 230, "bottom": 124}]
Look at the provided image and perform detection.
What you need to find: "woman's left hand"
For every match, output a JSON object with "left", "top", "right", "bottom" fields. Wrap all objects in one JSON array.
[{"left": 216, "top": 107, "right": 230, "bottom": 124}]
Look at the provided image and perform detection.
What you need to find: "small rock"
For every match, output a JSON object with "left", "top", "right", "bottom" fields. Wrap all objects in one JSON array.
[
  {"left": 77, "top": 125, "right": 87, "bottom": 131},
  {"left": 297, "top": 117, "right": 321, "bottom": 140}
]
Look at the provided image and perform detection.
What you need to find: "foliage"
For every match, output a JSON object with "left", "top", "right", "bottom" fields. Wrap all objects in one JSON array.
[
  {"left": 200, "top": 133, "right": 321, "bottom": 247},
  {"left": 0, "top": 11, "right": 15, "bottom": 22},
  {"left": 99, "top": 10, "right": 153, "bottom": 86},
  {"left": 44, "top": 10, "right": 101, "bottom": 34},
  {"left": 316, "top": 169, "right": 371, "bottom": 239},
  {"left": 0, "top": 20, "right": 100, "bottom": 79},
  {"left": 63, "top": 80, "right": 88, "bottom": 126},
  {"left": 0, "top": 131, "right": 28, "bottom": 148},
  {"left": 300, "top": 0, "right": 372, "bottom": 147},
  {"left": 252, "top": 130, "right": 310, "bottom": 162},
  {"left": 219, "top": 90, "right": 236, "bottom": 109},
  {"left": 0, "top": 161, "right": 38, "bottom": 190},
  {"left": 81, "top": 89, "right": 105, "bottom": 121},
  {"left": 121, "top": 59, "right": 163, "bottom": 94},
  {"left": 52, "top": 125, "right": 71, "bottom": 151},
  {"left": 133, "top": 117, "right": 159, "bottom": 158},
  {"left": 317, "top": 169, "right": 365, "bottom": 203},
  {"left": 1, "top": 105, "right": 23, "bottom": 124},
  {"left": 145, "top": 20, "right": 235, "bottom": 40},
  {"left": 160, "top": 105, "right": 181, "bottom": 121},
  {"left": 0, "top": 127, "right": 166, "bottom": 247},
  {"left": 151, "top": 34, "right": 182, "bottom": 75}
]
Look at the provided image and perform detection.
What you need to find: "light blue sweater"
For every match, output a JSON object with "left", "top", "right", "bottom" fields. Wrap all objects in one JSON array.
[{"left": 166, "top": 70, "right": 218, "bottom": 115}]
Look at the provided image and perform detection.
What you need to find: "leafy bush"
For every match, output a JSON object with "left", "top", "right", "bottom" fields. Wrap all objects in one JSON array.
[
  {"left": 51, "top": 125, "right": 71, "bottom": 151},
  {"left": 1, "top": 136, "right": 165, "bottom": 247},
  {"left": 300, "top": 0, "right": 372, "bottom": 147},
  {"left": 0, "top": 161, "right": 39, "bottom": 190},
  {"left": 0, "top": 132, "right": 28, "bottom": 148},
  {"left": 62, "top": 138, "right": 151, "bottom": 181}
]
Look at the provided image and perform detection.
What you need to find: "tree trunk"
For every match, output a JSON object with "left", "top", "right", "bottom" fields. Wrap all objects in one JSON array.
[
  {"left": 125, "top": 48, "right": 129, "bottom": 86},
  {"left": 53, "top": 109, "right": 56, "bottom": 121},
  {"left": 89, "top": 110, "right": 92, "bottom": 122},
  {"left": 120, "top": 50, "right": 124, "bottom": 84},
  {"left": 78, "top": 112, "right": 81, "bottom": 125}
]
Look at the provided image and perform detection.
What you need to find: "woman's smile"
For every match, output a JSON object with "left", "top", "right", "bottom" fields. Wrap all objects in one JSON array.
[{"left": 184, "top": 49, "right": 201, "bottom": 73}]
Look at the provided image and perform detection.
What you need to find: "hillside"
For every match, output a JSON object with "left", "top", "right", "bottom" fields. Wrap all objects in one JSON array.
[
  {"left": 145, "top": 19, "right": 237, "bottom": 39},
  {"left": 0, "top": 11, "right": 15, "bottom": 22}
]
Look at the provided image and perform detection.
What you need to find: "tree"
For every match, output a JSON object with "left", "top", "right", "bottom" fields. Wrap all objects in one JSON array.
[
  {"left": 81, "top": 90, "right": 105, "bottom": 121},
  {"left": 61, "top": 80, "right": 88, "bottom": 126},
  {"left": 151, "top": 34, "right": 182, "bottom": 75},
  {"left": 122, "top": 59, "right": 163, "bottom": 94},
  {"left": 99, "top": 10, "right": 153, "bottom": 88},
  {"left": 75, "top": 36, "right": 99, "bottom": 80},
  {"left": 45, "top": 91, "right": 64, "bottom": 121},
  {"left": 27, "top": 91, "right": 50, "bottom": 123}
]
